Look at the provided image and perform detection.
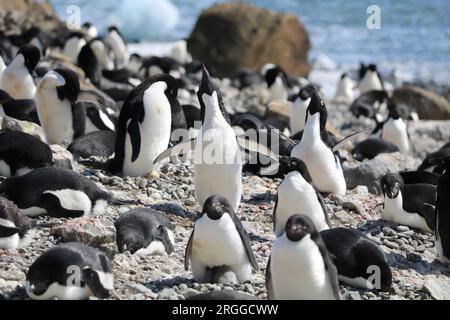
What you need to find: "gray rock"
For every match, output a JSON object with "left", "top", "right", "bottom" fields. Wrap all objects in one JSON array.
[
  {"left": 344, "top": 159, "right": 390, "bottom": 194},
  {"left": 50, "top": 217, "right": 116, "bottom": 247},
  {"left": 423, "top": 279, "right": 450, "bottom": 300},
  {"left": 50, "top": 144, "right": 76, "bottom": 170},
  {"left": 1, "top": 116, "right": 46, "bottom": 142}
]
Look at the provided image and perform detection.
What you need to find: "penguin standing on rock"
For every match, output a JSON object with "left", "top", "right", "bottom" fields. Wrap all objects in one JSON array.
[
  {"left": 373, "top": 107, "right": 410, "bottom": 153},
  {"left": 0, "top": 167, "right": 135, "bottom": 218},
  {"left": 105, "top": 26, "right": 129, "bottom": 68},
  {"left": 26, "top": 242, "right": 114, "bottom": 300},
  {"left": 289, "top": 85, "right": 315, "bottom": 136},
  {"left": 359, "top": 64, "right": 383, "bottom": 94},
  {"left": 273, "top": 156, "right": 330, "bottom": 236},
  {"left": 291, "top": 90, "right": 346, "bottom": 195},
  {"left": 1, "top": 44, "right": 40, "bottom": 99},
  {"left": 110, "top": 74, "right": 178, "bottom": 177},
  {"left": 266, "top": 214, "right": 341, "bottom": 300},
  {"left": 0, "top": 196, "right": 37, "bottom": 249},
  {"left": 185, "top": 195, "right": 259, "bottom": 284},
  {"left": 35, "top": 68, "right": 86, "bottom": 144},
  {"left": 0, "top": 130, "right": 53, "bottom": 176}
]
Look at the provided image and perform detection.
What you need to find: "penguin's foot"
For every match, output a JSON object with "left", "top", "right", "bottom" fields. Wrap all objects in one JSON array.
[{"left": 146, "top": 170, "right": 160, "bottom": 179}]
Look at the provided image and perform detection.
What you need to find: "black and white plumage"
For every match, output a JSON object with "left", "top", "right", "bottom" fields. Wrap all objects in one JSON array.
[
  {"left": 273, "top": 156, "right": 330, "bottom": 236},
  {"left": 68, "top": 130, "right": 116, "bottom": 160},
  {"left": 62, "top": 32, "right": 87, "bottom": 63},
  {"left": 35, "top": 68, "right": 86, "bottom": 144},
  {"left": 266, "top": 214, "right": 341, "bottom": 300},
  {"left": 110, "top": 74, "right": 178, "bottom": 177},
  {"left": 0, "top": 167, "right": 134, "bottom": 218},
  {"left": 380, "top": 172, "right": 436, "bottom": 232},
  {"left": 0, "top": 196, "right": 36, "bottom": 249},
  {"left": 372, "top": 107, "right": 410, "bottom": 153},
  {"left": 0, "top": 130, "right": 53, "bottom": 176},
  {"left": 352, "top": 138, "right": 399, "bottom": 161},
  {"left": 104, "top": 26, "right": 129, "bottom": 68},
  {"left": 0, "top": 89, "right": 36, "bottom": 121},
  {"left": 334, "top": 73, "right": 355, "bottom": 103},
  {"left": 289, "top": 85, "right": 315, "bottom": 136},
  {"left": 82, "top": 100, "right": 116, "bottom": 133},
  {"left": 435, "top": 157, "right": 450, "bottom": 266},
  {"left": 321, "top": 227, "right": 392, "bottom": 291},
  {"left": 349, "top": 90, "right": 388, "bottom": 121},
  {"left": 291, "top": 89, "right": 346, "bottom": 195},
  {"left": 115, "top": 208, "right": 175, "bottom": 256},
  {"left": 417, "top": 142, "right": 450, "bottom": 174},
  {"left": 185, "top": 195, "right": 259, "bottom": 284},
  {"left": 263, "top": 64, "right": 289, "bottom": 101},
  {"left": 26, "top": 242, "right": 114, "bottom": 300},
  {"left": 1, "top": 44, "right": 40, "bottom": 99},
  {"left": 358, "top": 64, "right": 383, "bottom": 94},
  {"left": 77, "top": 38, "right": 114, "bottom": 85}
]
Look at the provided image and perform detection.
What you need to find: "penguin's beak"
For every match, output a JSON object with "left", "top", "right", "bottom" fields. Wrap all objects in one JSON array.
[
  {"left": 42, "top": 71, "right": 65, "bottom": 87},
  {"left": 199, "top": 65, "right": 215, "bottom": 96}
]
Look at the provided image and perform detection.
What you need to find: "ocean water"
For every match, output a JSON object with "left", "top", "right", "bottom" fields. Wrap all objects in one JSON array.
[{"left": 49, "top": 0, "right": 450, "bottom": 83}]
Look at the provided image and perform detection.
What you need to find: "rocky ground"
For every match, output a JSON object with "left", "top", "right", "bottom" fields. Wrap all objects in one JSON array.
[{"left": 1, "top": 81, "right": 450, "bottom": 301}]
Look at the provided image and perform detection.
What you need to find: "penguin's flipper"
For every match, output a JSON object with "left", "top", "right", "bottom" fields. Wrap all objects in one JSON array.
[
  {"left": 229, "top": 209, "right": 259, "bottom": 271},
  {"left": 331, "top": 127, "right": 373, "bottom": 152},
  {"left": 265, "top": 257, "right": 274, "bottom": 300},
  {"left": 236, "top": 135, "right": 280, "bottom": 161},
  {"left": 127, "top": 118, "right": 141, "bottom": 162},
  {"left": 153, "top": 138, "right": 195, "bottom": 165},
  {"left": 154, "top": 225, "right": 174, "bottom": 255},
  {"left": 184, "top": 230, "right": 194, "bottom": 271},
  {"left": 72, "top": 102, "right": 87, "bottom": 139},
  {"left": 272, "top": 196, "right": 278, "bottom": 232},
  {"left": 422, "top": 203, "right": 436, "bottom": 231},
  {"left": 315, "top": 235, "right": 341, "bottom": 300},
  {"left": 316, "top": 191, "right": 331, "bottom": 226},
  {"left": 0, "top": 224, "right": 20, "bottom": 237}
]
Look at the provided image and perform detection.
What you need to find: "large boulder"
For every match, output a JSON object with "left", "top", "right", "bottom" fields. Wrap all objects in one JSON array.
[
  {"left": 392, "top": 85, "right": 450, "bottom": 120},
  {"left": 187, "top": 2, "right": 311, "bottom": 77}
]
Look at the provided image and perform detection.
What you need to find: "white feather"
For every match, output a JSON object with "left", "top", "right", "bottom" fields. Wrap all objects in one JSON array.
[
  {"left": 1, "top": 54, "right": 36, "bottom": 99},
  {"left": 43, "top": 189, "right": 92, "bottom": 215},
  {"left": 0, "top": 218, "right": 20, "bottom": 249},
  {"left": 381, "top": 118, "right": 410, "bottom": 153},
  {"left": 290, "top": 97, "right": 309, "bottom": 135},
  {"left": 269, "top": 76, "right": 288, "bottom": 101},
  {"left": 359, "top": 70, "right": 383, "bottom": 94},
  {"left": 63, "top": 37, "right": 86, "bottom": 63}
]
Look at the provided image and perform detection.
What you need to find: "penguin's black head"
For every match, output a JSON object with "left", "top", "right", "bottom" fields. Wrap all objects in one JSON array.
[
  {"left": 107, "top": 25, "right": 123, "bottom": 38},
  {"left": 388, "top": 103, "right": 402, "bottom": 119},
  {"left": 198, "top": 65, "right": 216, "bottom": 97},
  {"left": 279, "top": 156, "right": 313, "bottom": 182},
  {"left": 380, "top": 173, "right": 404, "bottom": 199},
  {"left": 305, "top": 89, "right": 328, "bottom": 128},
  {"left": 264, "top": 65, "right": 287, "bottom": 88},
  {"left": 116, "top": 228, "right": 144, "bottom": 254},
  {"left": 340, "top": 73, "right": 348, "bottom": 80},
  {"left": 298, "top": 84, "right": 316, "bottom": 101},
  {"left": 17, "top": 44, "right": 41, "bottom": 73},
  {"left": 285, "top": 214, "right": 317, "bottom": 242},
  {"left": 202, "top": 195, "right": 234, "bottom": 221},
  {"left": 368, "top": 64, "right": 377, "bottom": 72},
  {"left": 67, "top": 31, "right": 85, "bottom": 41},
  {"left": 54, "top": 68, "right": 80, "bottom": 102},
  {"left": 21, "top": 26, "right": 41, "bottom": 43},
  {"left": 83, "top": 22, "right": 92, "bottom": 28}
]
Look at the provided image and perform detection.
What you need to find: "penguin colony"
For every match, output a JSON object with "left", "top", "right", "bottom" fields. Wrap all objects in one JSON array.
[{"left": 0, "top": 22, "right": 448, "bottom": 301}]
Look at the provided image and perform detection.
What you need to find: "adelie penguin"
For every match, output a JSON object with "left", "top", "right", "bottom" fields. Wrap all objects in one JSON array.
[
  {"left": 26, "top": 242, "right": 114, "bottom": 300},
  {"left": 273, "top": 156, "right": 330, "bottom": 236},
  {"left": 334, "top": 73, "right": 355, "bottom": 103},
  {"left": 352, "top": 138, "right": 399, "bottom": 161},
  {"left": 0, "top": 130, "right": 53, "bottom": 176},
  {"left": 373, "top": 106, "right": 410, "bottom": 153},
  {"left": 105, "top": 26, "right": 129, "bottom": 68},
  {"left": 380, "top": 172, "right": 436, "bottom": 233},
  {"left": 434, "top": 156, "right": 450, "bottom": 266},
  {"left": 291, "top": 89, "right": 347, "bottom": 195},
  {"left": 0, "top": 167, "right": 135, "bottom": 218},
  {"left": 115, "top": 208, "right": 175, "bottom": 256},
  {"left": 263, "top": 64, "right": 289, "bottom": 101},
  {"left": 185, "top": 195, "right": 259, "bottom": 284},
  {"left": 417, "top": 142, "right": 450, "bottom": 174},
  {"left": 0, "top": 196, "right": 37, "bottom": 249},
  {"left": 36, "top": 68, "right": 86, "bottom": 144},
  {"left": 0, "top": 88, "right": 37, "bottom": 121},
  {"left": 321, "top": 227, "right": 392, "bottom": 291},
  {"left": 77, "top": 38, "right": 114, "bottom": 85},
  {"left": 109, "top": 74, "right": 178, "bottom": 177},
  {"left": 266, "top": 214, "right": 341, "bottom": 300},
  {"left": 289, "top": 85, "right": 315, "bottom": 136},
  {"left": 358, "top": 64, "right": 383, "bottom": 94},
  {"left": 1, "top": 44, "right": 40, "bottom": 99},
  {"left": 62, "top": 32, "right": 86, "bottom": 63}
]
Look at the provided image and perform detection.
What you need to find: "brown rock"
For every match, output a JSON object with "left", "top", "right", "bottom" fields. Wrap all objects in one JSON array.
[
  {"left": 392, "top": 85, "right": 450, "bottom": 120},
  {"left": 187, "top": 2, "right": 311, "bottom": 77}
]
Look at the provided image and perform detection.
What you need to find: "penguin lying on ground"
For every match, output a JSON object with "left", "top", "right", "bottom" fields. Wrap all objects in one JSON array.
[
  {"left": 380, "top": 172, "right": 436, "bottom": 232},
  {"left": 0, "top": 130, "right": 53, "bottom": 176},
  {"left": 352, "top": 138, "right": 399, "bottom": 161},
  {"left": 0, "top": 167, "right": 136, "bottom": 218},
  {"left": 1, "top": 44, "right": 40, "bottom": 100},
  {"left": 349, "top": 90, "right": 388, "bottom": 121},
  {"left": 0, "top": 196, "right": 37, "bottom": 249},
  {"left": 0, "top": 89, "right": 36, "bottom": 121},
  {"left": 266, "top": 214, "right": 341, "bottom": 300},
  {"left": 273, "top": 156, "right": 330, "bottom": 236},
  {"left": 185, "top": 195, "right": 259, "bottom": 284},
  {"left": 434, "top": 156, "right": 450, "bottom": 266},
  {"left": 115, "top": 208, "right": 175, "bottom": 256},
  {"left": 68, "top": 130, "right": 116, "bottom": 160},
  {"left": 321, "top": 227, "right": 392, "bottom": 291},
  {"left": 26, "top": 242, "right": 114, "bottom": 300},
  {"left": 417, "top": 142, "right": 450, "bottom": 174}
]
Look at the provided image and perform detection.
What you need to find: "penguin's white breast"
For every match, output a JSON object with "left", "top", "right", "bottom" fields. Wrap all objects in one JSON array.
[
  {"left": 271, "top": 234, "right": 334, "bottom": 300},
  {"left": 1, "top": 65, "right": 36, "bottom": 99},
  {"left": 63, "top": 38, "right": 86, "bottom": 62},
  {"left": 0, "top": 218, "right": 20, "bottom": 249},
  {"left": 43, "top": 189, "right": 93, "bottom": 216},
  {"left": 36, "top": 87, "right": 74, "bottom": 144},
  {"left": 276, "top": 172, "right": 328, "bottom": 236},
  {"left": 27, "top": 281, "right": 91, "bottom": 300},
  {"left": 290, "top": 98, "right": 308, "bottom": 134},
  {"left": 382, "top": 119, "right": 409, "bottom": 153},
  {"left": 269, "top": 77, "right": 287, "bottom": 101},
  {"left": 192, "top": 214, "right": 248, "bottom": 267}
]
